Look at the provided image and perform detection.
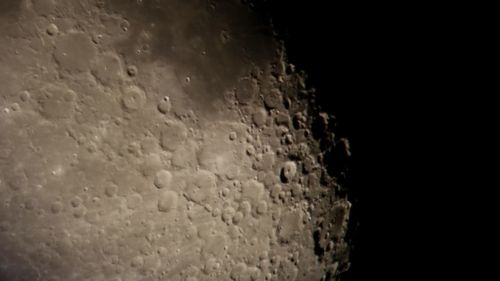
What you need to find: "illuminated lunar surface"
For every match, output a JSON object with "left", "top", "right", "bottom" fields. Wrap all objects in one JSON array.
[{"left": 0, "top": 1, "right": 351, "bottom": 281}]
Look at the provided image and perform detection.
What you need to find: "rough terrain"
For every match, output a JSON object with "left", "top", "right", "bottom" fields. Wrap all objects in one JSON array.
[{"left": 0, "top": 1, "right": 351, "bottom": 280}]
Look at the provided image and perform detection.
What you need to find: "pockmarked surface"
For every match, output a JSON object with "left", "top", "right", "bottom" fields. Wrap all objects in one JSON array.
[{"left": 0, "top": 1, "right": 351, "bottom": 280}]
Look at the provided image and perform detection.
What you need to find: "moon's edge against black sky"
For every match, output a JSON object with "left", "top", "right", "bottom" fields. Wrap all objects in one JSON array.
[{"left": 247, "top": 1, "right": 399, "bottom": 280}]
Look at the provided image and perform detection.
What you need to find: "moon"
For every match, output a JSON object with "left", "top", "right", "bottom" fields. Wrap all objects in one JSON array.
[{"left": 0, "top": 1, "right": 351, "bottom": 280}]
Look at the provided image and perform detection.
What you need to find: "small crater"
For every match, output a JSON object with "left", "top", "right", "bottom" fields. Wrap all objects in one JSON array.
[
  {"left": 153, "top": 170, "right": 172, "bottom": 189},
  {"left": 46, "top": 23, "right": 59, "bottom": 36},
  {"left": 157, "top": 96, "right": 171, "bottom": 114},
  {"left": 121, "top": 85, "right": 146, "bottom": 112},
  {"left": 280, "top": 161, "right": 297, "bottom": 183},
  {"left": 157, "top": 190, "right": 177, "bottom": 213},
  {"left": 264, "top": 89, "right": 282, "bottom": 109},
  {"left": 126, "top": 193, "right": 143, "bottom": 210}
]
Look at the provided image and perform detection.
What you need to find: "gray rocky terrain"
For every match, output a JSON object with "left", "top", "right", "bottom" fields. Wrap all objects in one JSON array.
[{"left": 0, "top": 1, "right": 351, "bottom": 280}]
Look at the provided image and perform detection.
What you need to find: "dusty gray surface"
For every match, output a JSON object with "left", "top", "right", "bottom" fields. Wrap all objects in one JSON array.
[{"left": 0, "top": 1, "right": 350, "bottom": 280}]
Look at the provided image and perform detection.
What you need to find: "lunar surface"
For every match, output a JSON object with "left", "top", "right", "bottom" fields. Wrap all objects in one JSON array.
[{"left": 0, "top": 1, "right": 351, "bottom": 280}]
